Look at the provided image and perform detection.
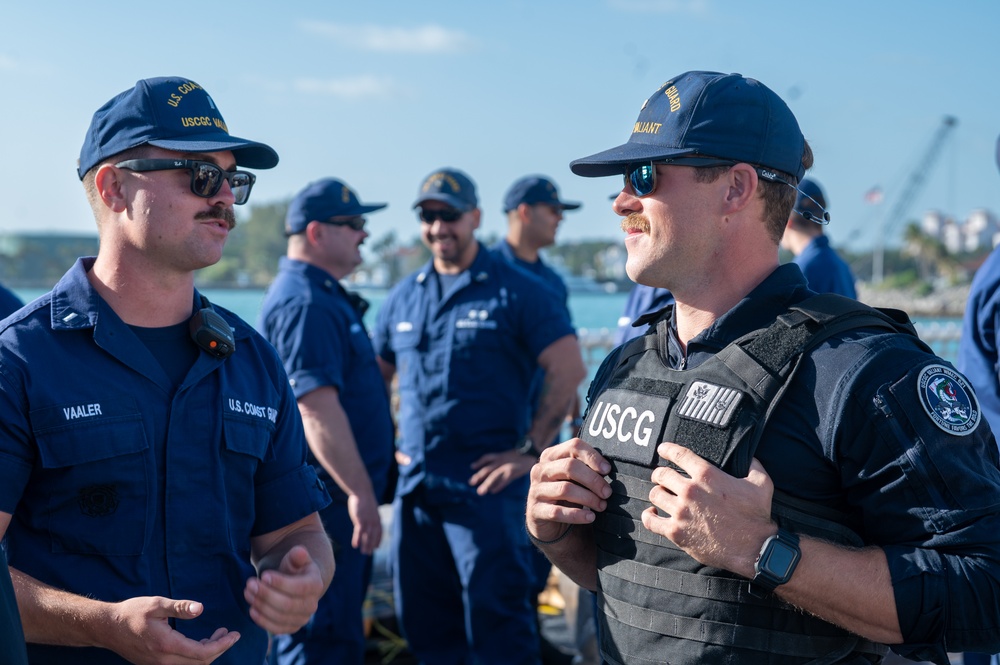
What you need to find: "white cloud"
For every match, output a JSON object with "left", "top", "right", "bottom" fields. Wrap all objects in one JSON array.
[
  {"left": 293, "top": 75, "right": 399, "bottom": 100},
  {"left": 299, "top": 21, "right": 476, "bottom": 54},
  {"left": 608, "top": 0, "right": 710, "bottom": 14}
]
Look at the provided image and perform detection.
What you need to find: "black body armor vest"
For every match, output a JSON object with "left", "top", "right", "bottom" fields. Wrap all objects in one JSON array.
[{"left": 581, "top": 294, "right": 918, "bottom": 665}]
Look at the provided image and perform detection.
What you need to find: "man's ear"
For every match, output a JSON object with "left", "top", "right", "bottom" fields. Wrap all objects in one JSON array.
[
  {"left": 94, "top": 164, "right": 129, "bottom": 213},
  {"left": 722, "top": 163, "right": 759, "bottom": 215},
  {"left": 517, "top": 203, "right": 533, "bottom": 225},
  {"left": 305, "top": 220, "right": 324, "bottom": 245}
]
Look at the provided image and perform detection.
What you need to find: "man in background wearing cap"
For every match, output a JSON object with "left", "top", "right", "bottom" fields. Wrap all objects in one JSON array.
[
  {"left": 494, "top": 175, "right": 581, "bottom": 310},
  {"left": 779, "top": 177, "right": 857, "bottom": 298},
  {"left": 259, "top": 178, "right": 395, "bottom": 665},
  {"left": 0, "top": 77, "right": 334, "bottom": 665},
  {"left": 526, "top": 71, "right": 1000, "bottom": 664},
  {"left": 373, "top": 168, "right": 586, "bottom": 665}
]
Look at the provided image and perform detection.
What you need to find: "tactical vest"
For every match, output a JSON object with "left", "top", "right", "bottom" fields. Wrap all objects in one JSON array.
[{"left": 582, "top": 294, "right": 919, "bottom": 665}]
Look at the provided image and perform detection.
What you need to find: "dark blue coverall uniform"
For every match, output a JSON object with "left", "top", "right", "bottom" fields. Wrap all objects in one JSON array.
[
  {"left": 792, "top": 235, "right": 857, "bottom": 298},
  {"left": 959, "top": 245, "right": 1000, "bottom": 440},
  {"left": 373, "top": 243, "right": 573, "bottom": 665},
  {"left": 614, "top": 284, "right": 674, "bottom": 345},
  {"left": 259, "top": 257, "right": 395, "bottom": 665},
  {"left": 491, "top": 238, "right": 575, "bottom": 599},
  {"left": 0, "top": 258, "right": 331, "bottom": 665}
]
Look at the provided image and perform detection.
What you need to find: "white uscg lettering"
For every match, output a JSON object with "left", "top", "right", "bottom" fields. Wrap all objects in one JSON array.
[
  {"left": 588, "top": 401, "right": 655, "bottom": 447},
  {"left": 580, "top": 388, "right": 671, "bottom": 465},
  {"left": 62, "top": 403, "right": 103, "bottom": 420}
]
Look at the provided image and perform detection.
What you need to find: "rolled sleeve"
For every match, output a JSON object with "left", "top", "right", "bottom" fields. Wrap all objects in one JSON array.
[{"left": 252, "top": 464, "right": 330, "bottom": 536}]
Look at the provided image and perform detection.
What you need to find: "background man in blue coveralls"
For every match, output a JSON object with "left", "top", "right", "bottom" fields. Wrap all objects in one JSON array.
[
  {"left": 959, "top": 136, "right": 1000, "bottom": 443},
  {"left": 0, "top": 76, "right": 334, "bottom": 665},
  {"left": 613, "top": 284, "right": 674, "bottom": 344},
  {"left": 779, "top": 177, "right": 857, "bottom": 298},
  {"left": 259, "top": 178, "right": 395, "bottom": 665},
  {"left": 956, "top": 137, "right": 1000, "bottom": 665},
  {"left": 0, "top": 282, "right": 23, "bottom": 318},
  {"left": 373, "top": 167, "right": 587, "bottom": 665},
  {"left": 526, "top": 71, "right": 1000, "bottom": 664},
  {"left": 493, "top": 174, "right": 586, "bottom": 664}
]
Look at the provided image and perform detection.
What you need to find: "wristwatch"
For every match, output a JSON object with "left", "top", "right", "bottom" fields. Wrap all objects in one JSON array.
[
  {"left": 749, "top": 528, "right": 801, "bottom": 598},
  {"left": 515, "top": 435, "right": 539, "bottom": 458}
]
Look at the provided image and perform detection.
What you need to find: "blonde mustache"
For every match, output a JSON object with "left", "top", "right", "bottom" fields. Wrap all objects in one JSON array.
[{"left": 621, "top": 213, "right": 650, "bottom": 234}]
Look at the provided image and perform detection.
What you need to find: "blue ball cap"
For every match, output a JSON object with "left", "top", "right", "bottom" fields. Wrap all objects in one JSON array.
[
  {"left": 503, "top": 176, "right": 582, "bottom": 213},
  {"left": 285, "top": 178, "right": 387, "bottom": 235},
  {"left": 413, "top": 168, "right": 478, "bottom": 211},
  {"left": 78, "top": 76, "right": 279, "bottom": 179},
  {"left": 570, "top": 71, "right": 806, "bottom": 181},
  {"left": 795, "top": 177, "right": 826, "bottom": 211}
]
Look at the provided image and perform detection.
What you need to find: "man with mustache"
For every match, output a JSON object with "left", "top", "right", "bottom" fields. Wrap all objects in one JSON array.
[
  {"left": 526, "top": 71, "right": 1000, "bottom": 664},
  {"left": 373, "top": 167, "right": 586, "bottom": 665},
  {"left": 0, "top": 76, "right": 334, "bottom": 665},
  {"left": 259, "top": 178, "right": 395, "bottom": 665}
]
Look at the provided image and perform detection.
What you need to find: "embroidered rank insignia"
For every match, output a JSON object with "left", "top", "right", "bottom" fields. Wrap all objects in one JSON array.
[
  {"left": 678, "top": 381, "right": 743, "bottom": 428},
  {"left": 917, "top": 364, "right": 980, "bottom": 435}
]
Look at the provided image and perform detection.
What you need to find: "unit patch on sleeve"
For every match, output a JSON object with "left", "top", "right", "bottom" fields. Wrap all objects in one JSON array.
[{"left": 917, "top": 364, "right": 980, "bottom": 436}]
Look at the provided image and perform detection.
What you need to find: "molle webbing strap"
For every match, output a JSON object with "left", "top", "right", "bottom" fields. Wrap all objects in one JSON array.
[{"left": 598, "top": 591, "right": 887, "bottom": 659}]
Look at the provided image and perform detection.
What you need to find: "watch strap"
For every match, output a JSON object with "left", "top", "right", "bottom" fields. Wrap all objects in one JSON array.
[{"left": 749, "top": 528, "right": 801, "bottom": 598}]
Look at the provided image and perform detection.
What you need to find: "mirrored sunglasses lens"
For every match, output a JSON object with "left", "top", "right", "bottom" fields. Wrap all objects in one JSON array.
[
  {"left": 627, "top": 164, "right": 655, "bottom": 197},
  {"left": 191, "top": 164, "right": 223, "bottom": 198},
  {"left": 230, "top": 173, "right": 253, "bottom": 205}
]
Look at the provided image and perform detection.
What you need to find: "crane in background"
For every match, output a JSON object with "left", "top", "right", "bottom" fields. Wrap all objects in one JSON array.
[{"left": 872, "top": 115, "right": 958, "bottom": 283}]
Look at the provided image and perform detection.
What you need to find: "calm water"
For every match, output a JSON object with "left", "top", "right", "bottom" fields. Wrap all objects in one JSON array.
[{"left": 13, "top": 286, "right": 961, "bottom": 364}]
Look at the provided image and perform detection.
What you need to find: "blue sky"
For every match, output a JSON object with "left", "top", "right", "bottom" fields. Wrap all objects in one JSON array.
[{"left": 2, "top": 1, "right": 997, "bottom": 253}]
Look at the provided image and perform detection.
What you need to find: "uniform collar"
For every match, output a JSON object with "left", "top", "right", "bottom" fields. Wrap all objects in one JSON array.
[
  {"left": 279, "top": 256, "right": 343, "bottom": 294},
  {"left": 493, "top": 238, "right": 543, "bottom": 271},
  {"left": 415, "top": 241, "right": 494, "bottom": 287},
  {"left": 49, "top": 257, "right": 104, "bottom": 331},
  {"left": 49, "top": 256, "right": 254, "bottom": 341}
]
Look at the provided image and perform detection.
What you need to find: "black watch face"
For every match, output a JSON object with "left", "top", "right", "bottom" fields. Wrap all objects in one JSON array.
[{"left": 764, "top": 542, "right": 798, "bottom": 578}]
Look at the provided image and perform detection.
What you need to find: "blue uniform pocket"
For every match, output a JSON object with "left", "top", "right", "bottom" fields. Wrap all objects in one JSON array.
[
  {"left": 221, "top": 411, "right": 274, "bottom": 549},
  {"left": 872, "top": 374, "right": 1000, "bottom": 533},
  {"left": 389, "top": 329, "right": 422, "bottom": 390},
  {"left": 30, "top": 402, "right": 149, "bottom": 556}
]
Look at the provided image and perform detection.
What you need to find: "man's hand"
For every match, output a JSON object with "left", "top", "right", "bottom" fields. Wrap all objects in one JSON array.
[
  {"left": 244, "top": 545, "right": 325, "bottom": 635},
  {"left": 642, "top": 442, "right": 776, "bottom": 577},
  {"left": 469, "top": 450, "right": 536, "bottom": 495},
  {"left": 105, "top": 596, "right": 240, "bottom": 665},
  {"left": 348, "top": 490, "right": 383, "bottom": 555},
  {"left": 526, "top": 438, "right": 612, "bottom": 543}
]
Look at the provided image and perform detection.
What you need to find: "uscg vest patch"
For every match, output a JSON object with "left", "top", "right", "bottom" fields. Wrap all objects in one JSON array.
[
  {"left": 917, "top": 364, "right": 980, "bottom": 436},
  {"left": 581, "top": 388, "right": 671, "bottom": 466}
]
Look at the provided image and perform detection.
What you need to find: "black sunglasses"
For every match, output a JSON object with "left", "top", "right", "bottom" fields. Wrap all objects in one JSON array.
[
  {"left": 323, "top": 216, "right": 367, "bottom": 231},
  {"left": 114, "top": 159, "right": 256, "bottom": 205},
  {"left": 624, "top": 157, "right": 738, "bottom": 197},
  {"left": 417, "top": 208, "right": 463, "bottom": 223}
]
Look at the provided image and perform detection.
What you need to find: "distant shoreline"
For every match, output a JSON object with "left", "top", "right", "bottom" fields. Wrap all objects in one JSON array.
[{"left": 857, "top": 284, "right": 968, "bottom": 319}]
